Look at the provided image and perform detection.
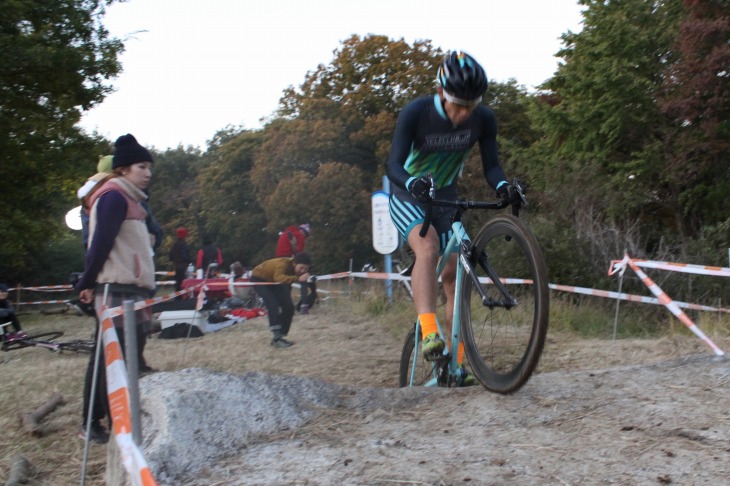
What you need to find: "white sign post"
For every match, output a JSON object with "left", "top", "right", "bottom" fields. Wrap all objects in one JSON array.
[{"left": 371, "top": 191, "right": 399, "bottom": 255}]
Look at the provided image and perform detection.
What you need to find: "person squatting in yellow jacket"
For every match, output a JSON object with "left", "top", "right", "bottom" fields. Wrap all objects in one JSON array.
[{"left": 250, "top": 252, "right": 312, "bottom": 348}]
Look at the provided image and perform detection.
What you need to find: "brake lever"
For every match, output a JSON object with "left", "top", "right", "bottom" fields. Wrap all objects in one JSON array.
[{"left": 510, "top": 179, "right": 528, "bottom": 217}]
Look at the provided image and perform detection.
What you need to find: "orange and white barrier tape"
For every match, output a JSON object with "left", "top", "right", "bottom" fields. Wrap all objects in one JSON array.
[
  {"left": 19, "top": 299, "right": 75, "bottom": 306},
  {"left": 98, "top": 304, "right": 157, "bottom": 486},
  {"left": 611, "top": 257, "right": 730, "bottom": 278},
  {"left": 549, "top": 283, "right": 729, "bottom": 313},
  {"left": 609, "top": 254, "right": 725, "bottom": 356},
  {"left": 18, "top": 284, "right": 73, "bottom": 292},
  {"left": 89, "top": 283, "right": 209, "bottom": 485}
]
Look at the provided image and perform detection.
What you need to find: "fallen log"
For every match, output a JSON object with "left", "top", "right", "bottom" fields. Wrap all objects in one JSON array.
[{"left": 18, "top": 393, "right": 66, "bottom": 436}]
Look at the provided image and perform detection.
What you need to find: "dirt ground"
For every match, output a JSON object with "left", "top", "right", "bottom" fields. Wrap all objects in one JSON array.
[{"left": 2, "top": 298, "right": 729, "bottom": 485}]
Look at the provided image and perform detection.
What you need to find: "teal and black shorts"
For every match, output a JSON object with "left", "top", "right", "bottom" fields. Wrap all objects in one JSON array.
[{"left": 388, "top": 185, "right": 459, "bottom": 255}]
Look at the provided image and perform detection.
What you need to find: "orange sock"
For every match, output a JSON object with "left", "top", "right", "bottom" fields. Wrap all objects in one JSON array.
[
  {"left": 457, "top": 342, "right": 464, "bottom": 364},
  {"left": 418, "top": 313, "right": 438, "bottom": 339}
]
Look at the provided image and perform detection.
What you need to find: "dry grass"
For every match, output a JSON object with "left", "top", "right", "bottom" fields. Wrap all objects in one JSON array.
[{"left": 2, "top": 288, "right": 728, "bottom": 485}]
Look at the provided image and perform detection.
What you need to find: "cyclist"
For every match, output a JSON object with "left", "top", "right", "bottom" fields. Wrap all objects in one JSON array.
[{"left": 386, "top": 51, "right": 517, "bottom": 384}]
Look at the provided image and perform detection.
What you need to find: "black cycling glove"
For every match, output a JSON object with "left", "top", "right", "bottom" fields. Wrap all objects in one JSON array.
[
  {"left": 409, "top": 176, "right": 432, "bottom": 203},
  {"left": 497, "top": 183, "right": 516, "bottom": 203}
]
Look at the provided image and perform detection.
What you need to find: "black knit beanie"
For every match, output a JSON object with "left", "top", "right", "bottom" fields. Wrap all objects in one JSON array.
[{"left": 112, "top": 134, "right": 153, "bottom": 169}]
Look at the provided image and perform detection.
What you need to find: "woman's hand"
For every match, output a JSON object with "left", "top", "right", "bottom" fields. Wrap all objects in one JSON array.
[{"left": 79, "top": 288, "right": 95, "bottom": 304}]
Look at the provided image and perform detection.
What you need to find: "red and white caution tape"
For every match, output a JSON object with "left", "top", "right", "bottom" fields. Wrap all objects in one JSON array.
[
  {"left": 18, "top": 284, "right": 73, "bottom": 292},
  {"left": 610, "top": 255, "right": 730, "bottom": 278},
  {"left": 609, "top": 254, "right": 725, "bottom": 356},
  {"left": 19, "top": 299, "right": 75, "bottom": 306},
  {"left": 549, "top": 283, "right": 729, "bottom": 313},
  {"left": 98, "top": 305, "right": 158, "bottom": 486}
]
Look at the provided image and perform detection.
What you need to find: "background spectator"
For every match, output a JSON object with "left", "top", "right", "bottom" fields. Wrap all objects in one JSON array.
[
  {"left": 0, "top": 283, "right": 25, "bottom": 341},
  {"left": 196, "top": 236, "right": 223, "bottom": 277},
  {"left": 275, "top": 223, "right": 315, "bottom": 313},
  {"left": 250, "top": 252, "right": 312, "bottom": 348},
  {"left": 169, "top": 227, "right": 193, "bottom": 292}
]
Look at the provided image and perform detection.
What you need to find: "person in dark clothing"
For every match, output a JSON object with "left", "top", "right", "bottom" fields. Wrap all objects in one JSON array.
[
  {"left": 169, "top": 227, "right": 193, "bottom": 292},
  {"left": 196, "top": 237, "right": 223, "bottom": 277},
  {"left": 0, "top": 283, "right": 25, "bottom": 341},
  {"left": 251, "top": 252, "right": 312, "bottom": 348}
]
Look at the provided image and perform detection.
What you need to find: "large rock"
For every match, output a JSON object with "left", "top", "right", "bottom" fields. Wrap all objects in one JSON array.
[{"left": 108, "top": 368, "right": 433, "bottom": 485}]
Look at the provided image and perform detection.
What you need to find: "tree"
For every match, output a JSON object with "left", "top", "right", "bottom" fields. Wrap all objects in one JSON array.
[
  {"left": 148, "top": 144, "right": 205, "bottom": 270},
  {"left": 0, "top": 0, "right": 123, "bottom": 283},
  {"left": 658, "top": 0, "right": 730, "bottom": 232},
  {"left": 262, "top": 163, "right": 372, "bottom": 273},
  {"left": 263, "top": 35, "right": 445, "bottom": 192},
  {"left": 277, "top": 34, "right": 443, "bottom": 120},
  {"left": 195, "top": 129, "right": 270, "bottom": 267},
  {"left": 239, "top": 35, "right": 449, "bottom": 271},
  {"left": 521, "top": 0, "right": 688, "bottom": 283}
]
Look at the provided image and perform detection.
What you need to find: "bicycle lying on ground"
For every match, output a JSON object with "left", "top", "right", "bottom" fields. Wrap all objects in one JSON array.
[
  {"left": 1, "top": 322, "right": 94, "bottom": 354},
  {"left": 399, "top": 178, "right": 549, "bottom": 394}
]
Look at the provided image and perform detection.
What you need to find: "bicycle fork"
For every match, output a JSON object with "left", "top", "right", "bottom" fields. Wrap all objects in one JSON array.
[{"left": 462, "top": 244, "right": 518, "bottom": 309}]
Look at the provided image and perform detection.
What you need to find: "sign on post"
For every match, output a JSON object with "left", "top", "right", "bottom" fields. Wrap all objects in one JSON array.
[{"left": 371, "top": 191, "right": 399, "bottom": 255}]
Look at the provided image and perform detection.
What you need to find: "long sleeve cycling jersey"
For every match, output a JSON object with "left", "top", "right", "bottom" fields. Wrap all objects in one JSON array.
[{"left": 386, "top": 94, "right": 507, "bottom": 193}]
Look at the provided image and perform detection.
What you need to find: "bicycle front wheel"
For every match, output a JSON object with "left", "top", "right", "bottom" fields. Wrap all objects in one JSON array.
[
  {"left": 460, "top": 215, "right": 549, "bottom": 394},
  {"left": 2, "top": 331, "right": 64, "bottom": 351},
  {"left": 398, "top": 324, "right": 434, "bottom": 387}
]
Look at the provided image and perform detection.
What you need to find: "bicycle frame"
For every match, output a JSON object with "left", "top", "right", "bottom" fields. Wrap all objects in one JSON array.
[
  {"left": 407, "top": 183, "right": 529, "bottom": 387},
  {"left": 400, "top": 177, "right": 548, "bottom": 392},
  {"left": 409, "top": 218, "right": 493, "bottom": 387}
]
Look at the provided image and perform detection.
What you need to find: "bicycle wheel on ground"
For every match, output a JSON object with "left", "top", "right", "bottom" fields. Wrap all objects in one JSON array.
[
  {"left": 398, "top": 324, "right": 434, "bottom": 387},
  {"left": 460, "top": 214, "right": 549, "bottom": 394},
  {"left": 1, "top": 331, "right": 64, "bottom": 351}
]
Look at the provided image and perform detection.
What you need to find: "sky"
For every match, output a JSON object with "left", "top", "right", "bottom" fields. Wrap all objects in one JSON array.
[{"left": 78, "top": 0, "right": 585, "bottom": 151}]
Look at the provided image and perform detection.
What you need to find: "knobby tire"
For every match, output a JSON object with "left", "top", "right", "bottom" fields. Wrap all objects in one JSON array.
[
  {"left": 460, "top": 214, "right": 549, "bottom": 394},
  {"left": 2, "top": 331, "right": 64, "bottom": 351},
  {"left": 398, "top": 324, "right": 432, "bottom": 387}
]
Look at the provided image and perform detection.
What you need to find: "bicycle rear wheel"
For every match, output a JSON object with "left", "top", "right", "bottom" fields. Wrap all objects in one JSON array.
[
  {"left": 398, "top": 324, "right": 434, "bottom": 387},
  {"left": 1, "top": 331, "right": 64, "bottom": 351},
  {"left": 460, "top": 215, "right": 549, "bottom": 394}
]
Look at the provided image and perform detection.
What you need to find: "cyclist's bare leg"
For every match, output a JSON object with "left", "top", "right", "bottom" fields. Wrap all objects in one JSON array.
[
  {"left": 440, "top": 254, "right": 457, "bottom": 338},
  {"left": 407, "top": 224, "right": 440, "bottom": 315}
]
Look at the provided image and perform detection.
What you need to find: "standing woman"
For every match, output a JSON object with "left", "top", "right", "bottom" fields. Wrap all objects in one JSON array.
[{"left": 74, "top": 133, "right": 156, "bottom": 443}]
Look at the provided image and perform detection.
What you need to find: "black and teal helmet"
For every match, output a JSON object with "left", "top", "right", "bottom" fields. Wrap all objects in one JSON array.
[{"left": 437, "top": 51, "right": 488, "bottom": 105}]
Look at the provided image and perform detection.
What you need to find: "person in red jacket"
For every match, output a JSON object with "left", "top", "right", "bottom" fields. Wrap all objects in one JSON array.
[
  {"left": 275, "top": 224, "right": 309, "bottom": 257},
  {"left": 196, "top": 236, "right": 223, "bottom": 277},
  {"left": 275, "top": 224, "right": 315, "bottom": 313}
]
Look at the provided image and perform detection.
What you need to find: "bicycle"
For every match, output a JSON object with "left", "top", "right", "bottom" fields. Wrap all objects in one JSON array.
[
  {"left": 398, "top": 178, "right": 549, "bottom": 394},
  {"left": 391, "top": 258, "right": 414, "bottom": 301},
  {"left": 1, "top": 322, "right": 94, "bottom": 353}
]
